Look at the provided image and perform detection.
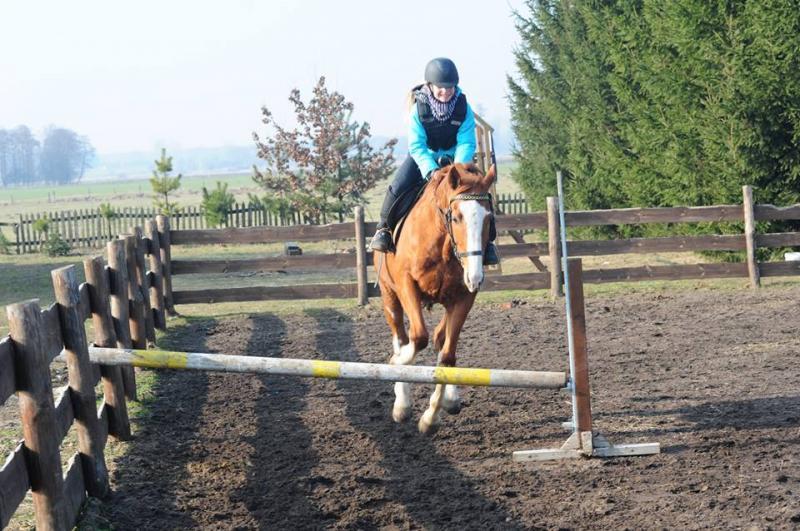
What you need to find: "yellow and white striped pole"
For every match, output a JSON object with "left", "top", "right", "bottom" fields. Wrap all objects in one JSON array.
[{"left": 87, "top": 347, "right": 567, "bottom": 389}]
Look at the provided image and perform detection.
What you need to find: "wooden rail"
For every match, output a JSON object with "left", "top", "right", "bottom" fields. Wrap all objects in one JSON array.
[{"left": 166, "top": 186, "right": 800, "bottom": 305}]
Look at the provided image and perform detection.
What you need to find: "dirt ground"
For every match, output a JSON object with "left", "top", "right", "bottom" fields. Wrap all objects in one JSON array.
[{"left": 80, "top": 284, "right": 800, "bottom": 530}]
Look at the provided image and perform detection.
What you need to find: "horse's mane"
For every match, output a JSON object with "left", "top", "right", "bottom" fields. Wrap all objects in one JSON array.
[{"left": 425, "top": 163, "right": 491, "bottom": 208}]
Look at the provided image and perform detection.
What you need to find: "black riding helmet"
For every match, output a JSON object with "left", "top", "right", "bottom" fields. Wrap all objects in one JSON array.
[{"left": 424, "top": 57, "right": 459, "bottom": 88}]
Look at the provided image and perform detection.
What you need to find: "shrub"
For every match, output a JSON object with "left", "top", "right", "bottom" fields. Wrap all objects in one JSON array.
[
  {"left": 0, "top": 231, "right": 10, "bottom": 254},
  {"left": 43, "top": 232, "right": 71, "bottom": 257}
]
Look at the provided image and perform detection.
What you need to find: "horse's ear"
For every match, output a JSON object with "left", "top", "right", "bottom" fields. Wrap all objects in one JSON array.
[{"left": 447, "top": 165, "right": 460, "bottom": 190}]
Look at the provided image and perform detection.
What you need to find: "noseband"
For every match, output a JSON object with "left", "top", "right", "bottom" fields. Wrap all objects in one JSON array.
[{"left": 438, "top": 193, "right": 493, "bottom": 263}]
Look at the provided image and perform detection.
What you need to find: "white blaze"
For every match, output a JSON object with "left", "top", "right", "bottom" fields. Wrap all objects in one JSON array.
[{"left": 459, "top": 201, "right": 489, "bottom": 293}]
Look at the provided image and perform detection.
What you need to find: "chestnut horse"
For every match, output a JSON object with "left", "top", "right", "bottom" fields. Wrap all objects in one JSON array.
[{"left": 376, "top": 162, "right": 496, "bottom": 433}]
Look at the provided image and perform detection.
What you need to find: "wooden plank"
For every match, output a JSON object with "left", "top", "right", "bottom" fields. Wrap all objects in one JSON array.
[
  {"left": 6, "top": 300, "right": 69, "bottom": 530},
  {"left": 354, "top": 206, "right": 368, "bottom": 306},
  {"left": 754, "top": 204, "right": 800, "bottom": 221},
  {"left": 547, "top": 196, "right": 562, "bottom": 297},
  {"left": 481, "top": 272, "right": 550, "bottom": 292},
  {"left": 569, "top": 234, "right": 746, "bottom": 256},
  {"left": 62, "top": 453, "right": 87, "bottom": 528},
  {"left": 567, "top": 259, "right": 592, "bottom": 432},
  {"left": 495, "top": 213, "right": 548, "bottom": 231},
  {"left": 0, "top": 442, "right": 30, "bottom": 529},
  {"left": 51, "top": 265, "right": 109, "bottom": 497},
  {"left": 171, "top": 253, "right": 359, "bottom": 274},
  {"left": 41, "top": 303, "right": 64, "bottom": 364},
  {"left": 565, "top": 205, "right": 744, "bottom": 226},
  {"left": 170, "top": 222, "right": 358, "bottom": 245},
  {"left": 759, "top": 261, "right": 800, "bottom": 277},
  {"left": 83, "top": 257, "right": 131, "bottom": 440},
  {"left": 173, "top": 283, "right": 360, "bottom": 304},
  {"left": 144, "top": 220, "right": 167, "bottom": 330},
  {"left": 757, "top": 232, "right": 800, "bottom": 247},
  {"left": 582, "top": 262, "right": 748, "bottom": 283},
  {"left": 54, "top": 385, "right": 74, "bottom": 443},
  {"left": 132, "top": 228, "right": 156, "bottom": 344},
  {"left": 0, "top": 338, "right": 15, "bottom": 406},
  {"left": 743, "top": 186, "right": 760, "bottom": 288},
  {"left": 108, "top": 239, "right": 137, "bottom": 400},
  {"left": 156, "top": 215, "right": 175, "bottom": 315}
]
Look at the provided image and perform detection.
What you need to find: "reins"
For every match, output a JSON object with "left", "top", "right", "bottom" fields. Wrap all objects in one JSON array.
[{"left": 438, "top": 192, "right": 493, "bottom": 263}]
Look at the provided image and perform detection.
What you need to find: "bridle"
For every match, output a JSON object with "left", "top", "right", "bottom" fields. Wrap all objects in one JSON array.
[{"left": 438, "top": 192, "right": 493, "bottom": 263}]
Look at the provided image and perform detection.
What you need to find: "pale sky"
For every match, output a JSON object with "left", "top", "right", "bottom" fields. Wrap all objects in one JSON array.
[{"left": 1, "top": 0, "right": 527, "bottom": 154}]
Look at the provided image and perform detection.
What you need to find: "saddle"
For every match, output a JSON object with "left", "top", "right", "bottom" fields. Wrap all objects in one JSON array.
[{"left": 389, "top": 182, "right": 429, "bottom": 251}]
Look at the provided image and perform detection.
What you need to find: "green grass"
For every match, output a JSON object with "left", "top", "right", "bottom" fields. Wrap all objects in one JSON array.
[{"left": 0, "top": 162, "right": 523, "bottom": 227}]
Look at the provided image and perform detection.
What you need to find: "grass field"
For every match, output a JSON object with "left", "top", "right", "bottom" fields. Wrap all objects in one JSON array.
[{"left": 0, "top": 162, "right": 522, "bottom": 226}]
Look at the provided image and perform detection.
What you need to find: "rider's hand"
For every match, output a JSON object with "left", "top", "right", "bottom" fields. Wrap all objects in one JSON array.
[{"left": 437, "top": 155, "right": 454, "bottom": 167}]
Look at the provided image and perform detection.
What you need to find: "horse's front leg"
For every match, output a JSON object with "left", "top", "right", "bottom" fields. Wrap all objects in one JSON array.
[
  {"left": 433, "top": 313, "right": 460, "bottom": 414},
  {"left": 419, "top": 295, "right": 476, "bottom": 434},
  {"left": 391, "top": 280, "right": 429, "bottom": 423}
]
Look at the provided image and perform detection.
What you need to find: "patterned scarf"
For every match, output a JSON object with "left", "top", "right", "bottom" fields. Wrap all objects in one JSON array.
[{"left": 422, "top": 84, "right": 459, "bottom": 122}]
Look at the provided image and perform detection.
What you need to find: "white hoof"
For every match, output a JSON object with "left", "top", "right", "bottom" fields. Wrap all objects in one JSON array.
[
  {"left": 442, "top": 398, "right": 462, "bottom": 415},
  {"left": 442, "top": 385, "right": 461, "bottom": 414},
  {"left": 418, "top": 409, "right": 440, "bottom": 435},
  {"left": 392, "top": 404, "right": 411, "bottom": 423}
]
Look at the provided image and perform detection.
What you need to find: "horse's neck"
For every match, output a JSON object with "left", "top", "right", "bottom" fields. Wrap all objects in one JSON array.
[{"left": 408, "top": 191, "right": 448, "bottom": 252}]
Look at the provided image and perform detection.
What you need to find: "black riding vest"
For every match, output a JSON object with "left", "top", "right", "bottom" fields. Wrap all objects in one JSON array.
[{"left": 413, "top": 85, "right": 468, "bottom": 152}]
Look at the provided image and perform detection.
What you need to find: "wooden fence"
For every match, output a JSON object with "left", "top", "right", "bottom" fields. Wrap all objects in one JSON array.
[
  {"left": 167, "top": 185, "right": 800, "bottom": 305},
  {"left": 0, "top": 214, "right": 174, "bottom": 530},
  {"left": 7, "top": 196, "right": 525, "bottom": 255}
]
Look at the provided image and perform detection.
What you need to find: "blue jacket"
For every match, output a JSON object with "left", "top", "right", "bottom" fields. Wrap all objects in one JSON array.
[{"left": 408, "top": 87, "right": 476, "bottom": 179}]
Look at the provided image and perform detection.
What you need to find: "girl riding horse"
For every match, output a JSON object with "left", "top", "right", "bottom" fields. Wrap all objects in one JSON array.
[{"left": 369, "top": 57, "right": 499, "bottom": 265}]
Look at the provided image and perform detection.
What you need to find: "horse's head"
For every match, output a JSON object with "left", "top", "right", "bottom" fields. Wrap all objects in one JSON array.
[{"left": 432, "top": 162, "right": 496, "bottom": 293}]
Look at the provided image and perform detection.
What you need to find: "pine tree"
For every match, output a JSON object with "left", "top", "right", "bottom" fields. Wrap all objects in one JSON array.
[
  {"left": 201, "top": 182, "right": 235, "bottom": 227},
  {"left": 150, "top": 148, "right": 182, "bottom": 216}
]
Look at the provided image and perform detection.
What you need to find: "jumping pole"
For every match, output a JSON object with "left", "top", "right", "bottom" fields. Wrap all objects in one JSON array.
[
  {"left": 512, "top": 171, "right": 660, "bottom": 461},
  {"left": 85, "top": 346, "right": 567, "bottom": 389}
]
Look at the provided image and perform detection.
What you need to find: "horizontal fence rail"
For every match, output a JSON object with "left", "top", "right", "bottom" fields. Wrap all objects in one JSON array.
[{"left": 166, "top": 185, "right": 800, "bottom": 305}]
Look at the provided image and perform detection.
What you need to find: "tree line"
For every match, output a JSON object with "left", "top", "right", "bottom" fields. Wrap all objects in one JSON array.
[
  {"left": 0, "top": 125, "right": 95, "bottom": 186},
  {"left": 510, "top": 0, "right": 800, "bottom": 236}
]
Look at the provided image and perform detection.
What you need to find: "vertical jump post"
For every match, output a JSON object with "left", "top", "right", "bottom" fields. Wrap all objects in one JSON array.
[{"left": 512, "top": 171, "right": 660, "bottom": 461}]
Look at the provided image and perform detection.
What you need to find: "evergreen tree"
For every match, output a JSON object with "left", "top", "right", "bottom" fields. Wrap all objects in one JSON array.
[
  {"left": 150, "top": 148, "right": 182, "bottom": 216},
  {"left": 510, "top": 0, "right": 800, "bottom": 238},
  {"left": 201, "top": 182, "right": 235, "bottom": 227}
]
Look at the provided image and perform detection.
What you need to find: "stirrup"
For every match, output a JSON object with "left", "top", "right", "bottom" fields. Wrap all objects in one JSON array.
[
  {"left": 483, "top": 242, "right": 500, "bottom": 266},
  {"left": 369, "top": 228, "right": 394, "bottom": 253}
]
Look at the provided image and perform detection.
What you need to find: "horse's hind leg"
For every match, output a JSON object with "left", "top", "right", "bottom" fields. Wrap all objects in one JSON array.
[
  {"left": 419, "top": 296, "right": 475, "bottom": 434},
  {"left": 381, "top": 288, "right": 413, "bottom": 422}
]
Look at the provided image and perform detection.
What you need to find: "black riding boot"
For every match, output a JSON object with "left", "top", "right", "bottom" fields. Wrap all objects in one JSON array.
[
  {"left": 369, "top": 187, "right": 399, "bottom": 253},
  {"left": 484, "top": 216, "right": 500, "bottom": 265}
]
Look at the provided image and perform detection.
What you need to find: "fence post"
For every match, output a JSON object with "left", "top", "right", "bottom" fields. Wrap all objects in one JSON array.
[
  {"left": 742, "top": 185, "right": 760, "bottom": 288},
  {"left": 83, "top": 257, "right": 131, "bottom": 439},
  {"left": 354, "top": 206, "right": 368, "bottom": 305},
  {"left": 123, "top": 235, "right": 148, "bottom": 354},
  {"left": 547, "top": 196, "right": 562, "bottom": 298},
  {"left": 156, "top": 215, "right": 176, "bottom": 315},
  {"left": 132, "top": 227, "right": 156, "bottom": 344},
  {"left": 144, "top": 220, "right": 167, "bottom": 330},
  {"left": 7, "top": 300, "right": 69, "bottom": 530},
  {"left": 107, "top": 239, "right": 137, "bottom": 400},
  {"left": 14, "top": 221, "right": 20, "bottom": 254},
  {"left": 51, "top": 265, "right": 110, "bottom": 498},
  {"left": 566, "top": 258, "right": 593, "bottom": 433}
]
